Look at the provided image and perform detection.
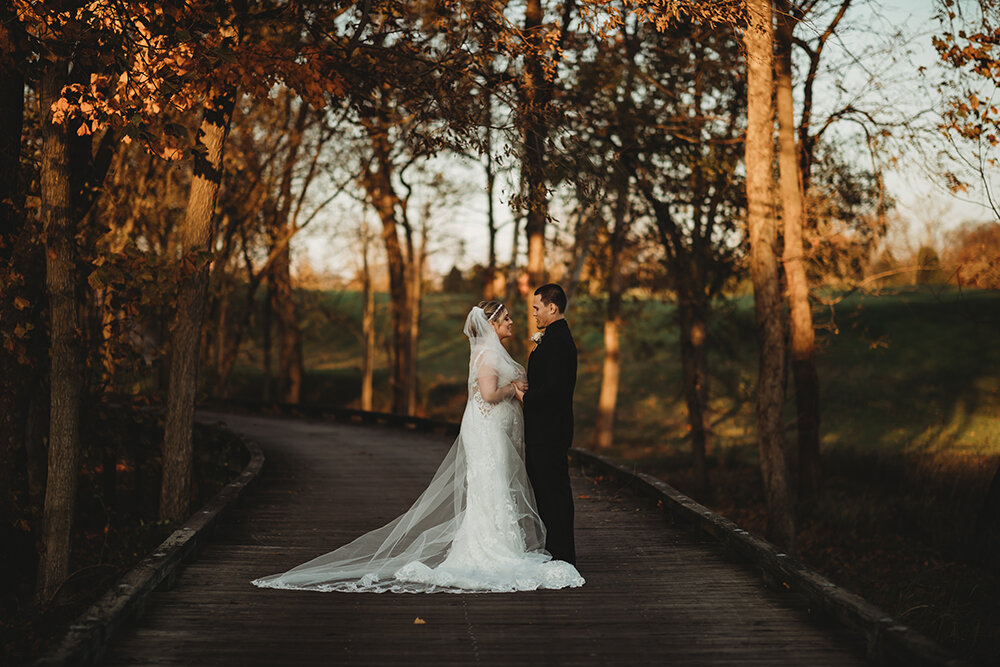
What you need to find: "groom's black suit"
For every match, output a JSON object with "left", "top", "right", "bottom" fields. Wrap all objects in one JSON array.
[{"left": 523, "top": 317, "right": 577, "bottom": 565}]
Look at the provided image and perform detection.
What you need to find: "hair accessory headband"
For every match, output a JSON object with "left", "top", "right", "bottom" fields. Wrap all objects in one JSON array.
[{"left": 488, "top": 303, "right": 506, "bottom": 322}]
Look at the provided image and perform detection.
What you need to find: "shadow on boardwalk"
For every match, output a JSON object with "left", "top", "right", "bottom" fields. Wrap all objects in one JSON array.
[{"left": 102, "top": 412, "right": 866, "bottom": 666}]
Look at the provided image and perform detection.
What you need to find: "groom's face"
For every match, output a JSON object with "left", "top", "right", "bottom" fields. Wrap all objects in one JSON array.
[{"left": 532, "top": 294, "right": 558, "bottom": 329}]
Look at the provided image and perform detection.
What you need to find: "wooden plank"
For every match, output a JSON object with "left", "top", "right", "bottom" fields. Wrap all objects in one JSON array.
[{"left": 100, "top": 412, "right": 869, "bottom": 666}]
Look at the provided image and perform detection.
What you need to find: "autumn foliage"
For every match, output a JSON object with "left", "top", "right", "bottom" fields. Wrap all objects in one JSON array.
[
  {"left": 948, "top": 221, "right": 1000, "bottom": 288},
  {"left": 934, "top": 0, "right": 1000, "bottom": 150}
]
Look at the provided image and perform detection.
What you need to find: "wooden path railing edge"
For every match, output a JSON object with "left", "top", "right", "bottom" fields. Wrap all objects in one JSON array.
[
  {"left": 571, "top": 448, "right": 974, "bottom": 667},
  {"left": 30, "top": 424, "right": 265, "bottom": 667}
]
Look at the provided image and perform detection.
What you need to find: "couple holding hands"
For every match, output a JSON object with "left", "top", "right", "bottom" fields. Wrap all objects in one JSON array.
[{"left": 253, "top": 284, "right": 584, "bottom": 594}]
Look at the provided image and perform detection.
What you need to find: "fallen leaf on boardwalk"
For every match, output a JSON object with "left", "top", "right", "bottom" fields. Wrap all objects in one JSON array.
[
  {"left": 577, "top": 494, "right": 591, "bottom": 499},
  {"left": 413, "top": 617, "right": 426, "bottom": 624}
]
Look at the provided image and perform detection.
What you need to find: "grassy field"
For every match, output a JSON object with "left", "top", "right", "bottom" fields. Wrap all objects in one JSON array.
[
  {"left": 233, "top": 285, "right": 1000, "bottom": 463},
  {"left": 228, "top": 285, "right": 1000, "bottom": 661}
]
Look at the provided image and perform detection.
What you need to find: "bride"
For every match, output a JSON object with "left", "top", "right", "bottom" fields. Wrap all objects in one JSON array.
[{"left": 251, "top": 301, "right": 584, "bottom": 593}]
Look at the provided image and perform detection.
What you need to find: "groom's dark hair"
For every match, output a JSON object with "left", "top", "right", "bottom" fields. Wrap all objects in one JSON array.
[{"left": 534, "top": 283, "right": 567, "bottom": 313}]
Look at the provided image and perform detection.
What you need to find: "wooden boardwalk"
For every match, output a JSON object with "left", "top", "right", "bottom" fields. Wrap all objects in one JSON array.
[{"left": 102, "top": 412, "right": 867, "bottom": 666}]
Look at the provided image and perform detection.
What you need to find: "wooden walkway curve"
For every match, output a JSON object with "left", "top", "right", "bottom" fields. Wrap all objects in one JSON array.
[{"left": 102, "top": 412, "right": 867, "bottom": 666}]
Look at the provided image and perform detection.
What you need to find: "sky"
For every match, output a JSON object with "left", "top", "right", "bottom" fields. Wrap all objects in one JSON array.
[
  {"left": 298, "top": 0, "right": 999, "bottom": 282},
  {"left": 832, "top": 0, "right": 999, "bottom": 247}
]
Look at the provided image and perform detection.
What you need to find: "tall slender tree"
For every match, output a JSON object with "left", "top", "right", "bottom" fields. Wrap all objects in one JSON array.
[
  {"left": 35, "top": 59, "right": 84, "bottom": 602},
  {"left": 519, "top": 0, "right": 553, "bottom": 309},
  {"left": 516, "top": 0, "right": 576, "bottom": 340},
  {"left": 20, "top": 1, "right": 122, "bottom": 601},
  {"left": 594, "top": 168, "right": 630, "bottom": 450},
  {"left": 267, "top": 99, "right": 310, "bottom": 405},
  {"left": 360, "top": 102, "right": 414, "bottom": 415},
  {"left": 159, "top": 86, "right": 238, "bottom": 522},
  {"left": 360, "top": 218, "right": 376, "bottom": 411},
  {"left": 775, "top": 0, "right": 822, "bottom": 501},
  {"left": 744, "top": 0, "right": 795, "bottom": 552}
]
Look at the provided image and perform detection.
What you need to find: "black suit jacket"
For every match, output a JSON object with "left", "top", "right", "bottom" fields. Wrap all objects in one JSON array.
[{"left": 523, "top": 318, "right": 577, "bottom": 451}]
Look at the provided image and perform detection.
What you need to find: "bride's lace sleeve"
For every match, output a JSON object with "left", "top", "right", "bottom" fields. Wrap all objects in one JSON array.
[{"left": 475, "top": 353, "right": 515, "bottom": 403}]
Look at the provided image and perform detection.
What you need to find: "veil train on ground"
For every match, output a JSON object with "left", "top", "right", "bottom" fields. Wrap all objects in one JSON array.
[{"left": 251, "top": 306, "right": 584, "bottom": 593}]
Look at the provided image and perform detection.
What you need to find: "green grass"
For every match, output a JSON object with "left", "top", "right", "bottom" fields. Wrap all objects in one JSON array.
[
  {"left": 814, "top": 287, "right": 1000, "bottom": 459},
  {"left": 230, "top": 285, "right": 1000, "bottom": 466}
]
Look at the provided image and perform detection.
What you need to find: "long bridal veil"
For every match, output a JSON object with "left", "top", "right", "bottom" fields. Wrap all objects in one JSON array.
[{"left": 251, "top": 306, "right": 575, "bottom": 593}]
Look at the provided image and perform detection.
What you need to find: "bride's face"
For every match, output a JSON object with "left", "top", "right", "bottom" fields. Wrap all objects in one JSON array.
[{"left": 491, "top": 312, "right": 514, "bottom": 340}]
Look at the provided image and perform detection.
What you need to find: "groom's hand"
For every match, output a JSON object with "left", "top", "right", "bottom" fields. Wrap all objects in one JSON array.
[{"left": 514, "top": 379, "right": 528, "bottom": 392}]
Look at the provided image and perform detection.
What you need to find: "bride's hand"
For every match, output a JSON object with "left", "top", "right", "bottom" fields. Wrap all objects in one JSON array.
[{"left": 512, "top": 383, "right": 525, "bottom": 402}]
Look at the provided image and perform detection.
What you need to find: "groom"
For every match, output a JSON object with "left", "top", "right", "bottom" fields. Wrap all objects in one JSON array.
[{"left": 523, "top": 283, "right": 577, "bottom": 565}]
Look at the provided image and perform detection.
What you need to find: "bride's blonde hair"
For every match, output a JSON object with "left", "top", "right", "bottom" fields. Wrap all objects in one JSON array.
[{"left": 467, "top": 300, "right": 506, "bottom": 337}]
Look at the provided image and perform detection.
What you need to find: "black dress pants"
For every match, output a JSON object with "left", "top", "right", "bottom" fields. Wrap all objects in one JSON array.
[{"left": 526, "top": 445, "right": 576, "bottom": 565}]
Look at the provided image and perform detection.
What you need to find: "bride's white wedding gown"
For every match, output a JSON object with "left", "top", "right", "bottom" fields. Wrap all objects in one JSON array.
[{"left": 251, "top": 307, "right": 584, "bottom": 593}]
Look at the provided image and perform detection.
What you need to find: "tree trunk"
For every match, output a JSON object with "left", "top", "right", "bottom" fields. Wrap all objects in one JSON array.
[
  {"left": 595, "top": 172, "right": 629, "bottom": 449},
  {"left": 520, "top": 0, "right": 552, "bottom": 341},
  {"left": 744, "top": 0, "right": 795, "bottom": 553},
  {"left": 484, "top": 92, "right": 499, "bottom": 300},
  {"left": 214, "top": 279, "right": 228, "bottom": 387},
  {"left": 98, "top": 288, "right": 117, "bottom": 389},
  {"left": 485, "top": 169, "right": 498, "bottom": 299},
  {"left": 25, "top": 375, "right": 49, "bottom": 514},
  {"left": 564, "top": 205, "right": 599, "bottom": 305},
  {"left": 595, "top": 297, "right": 621, "bottom": 450},
  {"left": 0, "top": 21, "right": 30, "bottom": 528},
  {"left": 269, "top": 102, "right": 308, "bottom": 404},
  {"left": 36, "top": 63, "right": 84, "bottom": 603},
  {"left": 361, "top": 224, "right": 375, "bottom": 411},
  {"left": 206, "top": 213, "right": 237, "bottom": 395},
  {"left": 642, "top": 192, "right": 715, "bottom": 495},
  {"left": 96, "top": 220, "right": 134, "bottom": 392},
  {"left": 406, "top": 281, "right": 420, "bottom": 415},
  {"left": 363, "top": 115, "right": 411, "bottom": 416},
  {"left": 159, "top": 88, "right": 236, "bottom": 523},
  {"left": 505, "top": 212, "right": 522, "bottom": 307},
  {"left": 677, "top": 289, "right": 711, "bottom": 493},
  {"left": 262, "top": 281, "right": 273, "bottom": 401},
  {"left": 269, "top": 243, "right": 303, "bottom": 404},
  {"left": 217, "top": 268, "right": 264, "bottom": 398},
  {"left": 405, "top": 228, "right": 425, "bottom": 416},
  {"left": 776, "top": 0, "right": 822, "bottom": 502},
  {"left": 372, "top": 194, "right": 409, "bottom": 415}
]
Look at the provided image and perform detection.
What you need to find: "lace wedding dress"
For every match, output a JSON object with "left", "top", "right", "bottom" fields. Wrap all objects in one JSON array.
[{"left": 251, "top": 306, "right": 584, "bottom": 593}]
